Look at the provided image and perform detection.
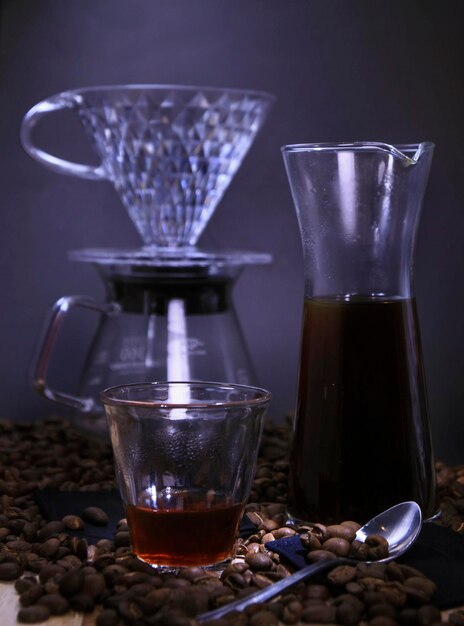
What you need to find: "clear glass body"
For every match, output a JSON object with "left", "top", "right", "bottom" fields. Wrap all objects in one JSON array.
[
  {"left": 80, "top": 267, "right": 256, "bottom": 419},
  {"left": 282, "top": 142, "right": 437, "bottom": 523},
  {"left": 33, "top": 251, "right": 271, "bottom": 439},
  {"left": 101, "top": 381, "right": 271, "bottom": 569}
]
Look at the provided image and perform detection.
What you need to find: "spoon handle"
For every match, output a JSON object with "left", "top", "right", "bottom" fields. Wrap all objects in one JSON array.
[{"left": 196, "top": 557, "right": 347, "bottom": 622}]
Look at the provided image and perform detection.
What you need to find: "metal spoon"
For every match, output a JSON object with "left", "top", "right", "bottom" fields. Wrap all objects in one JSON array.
[{"left": 197, "top": 501, "right": 422, "bottom": 623}]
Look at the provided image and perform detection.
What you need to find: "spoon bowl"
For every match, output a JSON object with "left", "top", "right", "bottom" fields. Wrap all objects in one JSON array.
[
  {"left": 355, "top": 500, "right": 422, "bottom": 562},
  {"left": 197, "top": 501, "right": 422, "bottom": 622}
]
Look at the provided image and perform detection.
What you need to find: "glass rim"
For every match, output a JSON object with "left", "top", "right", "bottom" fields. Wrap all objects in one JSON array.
[
  {"left": 100, "top": 381, "right": 272, "bottom": 410},
  {"left": 281, "top": 141, "right": 435, "bottom": 156},
  {"left": 48, "top": 83, "right": 276, "bottom": 104}
]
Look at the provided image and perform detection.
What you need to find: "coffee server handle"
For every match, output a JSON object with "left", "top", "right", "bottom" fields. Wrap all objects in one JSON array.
[
  {"left": 20, "top": 95, "right": 107, "bottom": 180},
  {"left": 34, "top": 295, "right": 120, "bottom": 413}
]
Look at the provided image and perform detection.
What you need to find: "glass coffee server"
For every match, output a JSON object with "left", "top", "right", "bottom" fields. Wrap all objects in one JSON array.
[{"left": 21, "top": 85, "right": 274, "bottom": 436}]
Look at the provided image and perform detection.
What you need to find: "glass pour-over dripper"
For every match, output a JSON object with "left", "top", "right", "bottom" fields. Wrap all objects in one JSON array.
[{"left": 21, "top": 84, "right": 275, "bottom": 251}]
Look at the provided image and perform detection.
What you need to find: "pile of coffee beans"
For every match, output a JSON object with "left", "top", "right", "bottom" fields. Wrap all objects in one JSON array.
[
  {"left": 435, "top": 461, "right": 464, "bottom": 534},
  {"left": 0, "top": 416, "right": 462, "bottom": 625},
  {"left": 299, "top": 521, "right": 390, "bottom": 562}
]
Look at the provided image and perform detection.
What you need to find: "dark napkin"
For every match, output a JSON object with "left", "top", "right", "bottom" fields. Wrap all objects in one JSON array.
[
  {"left": 34, "top": 489, "right": 125, "bottom": 542},
  {"left": 266, "top": 522, "right": 464, "bottom": 610},
  {"left": 34, "top": 489, "right": 257, "bottom": 542}
]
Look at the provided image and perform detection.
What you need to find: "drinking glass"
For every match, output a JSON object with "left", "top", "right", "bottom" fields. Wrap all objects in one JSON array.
[{"left": 100, "top": 381, "right": 271, "bottom": 569}]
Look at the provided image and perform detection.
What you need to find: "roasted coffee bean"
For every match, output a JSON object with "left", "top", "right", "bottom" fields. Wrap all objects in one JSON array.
[
  {"left": 350, "top": 539, "right": 372, "bottom": 561},
  {"left": 417, "top": 604, "right": 442, "bottom": 625},
  {"left": 62, "top": 514, "right": 84, "bottom": 530},
  {"left": 302, "top": 604, "right": 337, "bottom": 623},
  {"left": 404, "top": 575, "right": 437, "bottom": 597},
  {"left": 336, "top": 600, "right": 364, "bottom": 626},
  {"left": 58, "top": 554, "right": 83, "bottom": 569},
  {"left": 82, "top": 572, "right": 107, "bottom": 599},
  {"left": 449, "top": 610, "right": 464, "bottom": 626},
  {"left": 38, "top": 537, "right": 61, "bottom": 559},
  {"left": 103, "top": 563, "right": 128, "bottom": 587},
  {"left": 307, "top": 549, "right": 337, "bottom": 562},
  {"left": 282, "top": 600, "right": 303, "bottom": 624},
  {"left": 300, "top": 532, "right": 322, "bottom": 551},
  {"left": 151, "top": 608, "right": 191, "bottom": 626},
  {"left": 82, "top": 506, "right": 109, "bottom": 526},
  {"left": 97, "top": 538, "right": 114, "bottom": 553},
  {"left": 305, "top": 523, "right": 328, "bottom": 542},
  {"left": 398, "top": 607, "right": 419, "bottom": 625},
  {"left": 369, "top": 616, "right": 400, "bottom": 626},
  {"left": 272, "top": 526, "right": 296, "bottom": 539},
  {"left": 322, "top": 536, "right": 351, "bottom": 557},
  {"left": 0, "top": 560, "right": 22, "bottom": 580},
  {"left": 69, "top": 592, "right": 95, "bottom": 612},
  {"left": 172, "top": 587, "right": 210, "bottom": 616},
  {"left": 43, "top": 580, "right": 59, "bottom": 594},
  {"left": 97, "top": 608, "right": 120, "bottom": 626},
  {"left": 368, "top": 602, "right": 398, "bottom": 619},
  {"left": 365, "top": 534, "right": 390, "bottom": 560},
  {"left": 6, "top": 539, "right": 32, "bottom": 552},
  {"left": 379, "top": 582, "right": 408, "bottom": 607},
  {"left": 114, "top": 530, "right": 130, "bottom": 548},
  {"left": 15, "top": 576, "right": 37, "bottom": 594},
  {"left": 58, "top": 567, "right": 85, "bottom": 596},
  {"left": 261, "top": 518, "right": 279, "bottom": 532},
  {"left": 303, "top": 583, "right": 331, "bottom": 601},
  {"left": 17, "top": 605, "right": 50, "bottom": 623},
  {"left": 246, "top": 541, "right": 261, "bottom": 554},
  {"left": 403, "top": 584, "right": 430, "bottom": 606},
  {"left": 22, "top": 522, "right": 38, "bottom": 542},
  {"left": 386, "top": 562, "right": 406, "bottom": 583},
  {"left": 358, "top": 562, "right": 387, "bottom": 580},
  {"left": 326, "top": 524, "right": 357, "bottom": 542},
  {"left": 163, "top": 576, "right": 192, "bottom": 589},
  {"left": 328, "top": 564, "right": 357, "bottom": 586},
  {"left": 364, "top": 591, "right": 388, "bottom": 606},
  {"left": 223, "top": 571, "right": 247, "bottom": 590},
  {"left": 342, "top": 520, "right": 361, "bottom": 532},
  {"left": 398, "top": 564, "right": 425, "bottom": 579},
  {"left": 19, "top": 583, "right": 44, "bottom": 606},
  {"left": 248, "top": 609, "right": 279, "bottom": 625},
  {"left": 245, "top": 552, "right": 273, "bottom": 571},
  {"left": 38, "top": 563, "right": 65, "bottom": 583},
  {"left": 345, "top": 581, "right": 364, "bottom": 596},
  {"left": 27, "top": 558, "right": 48, "bottom": 574},
  {"left": 37, "top": 592, "right": 70, "bottom": 615},
  {"left": 37, "top": 521, "right": 65, "bottom": 541}
]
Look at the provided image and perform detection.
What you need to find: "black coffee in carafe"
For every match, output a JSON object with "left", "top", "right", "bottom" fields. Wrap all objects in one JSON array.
[{"left": 287, "top": 295, "right": 437, "bottom": 524}]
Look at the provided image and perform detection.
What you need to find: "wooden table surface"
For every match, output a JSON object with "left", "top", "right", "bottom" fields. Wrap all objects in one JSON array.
[{"left": 0, "top": 582, "right": 96, "bottom": 626}]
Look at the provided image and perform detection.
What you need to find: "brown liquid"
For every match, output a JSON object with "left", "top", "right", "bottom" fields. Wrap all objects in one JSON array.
[
  {"left": 288, "top": 296, "right": 436, "bottom": 524},
  {"left": 126, "top": 489, "right": 243, "bottom": 567}
]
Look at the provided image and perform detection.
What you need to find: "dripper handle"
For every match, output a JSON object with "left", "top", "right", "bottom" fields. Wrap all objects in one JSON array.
[
  {"left": 34, "top": 296, "right": 120, "bottom": 413},
  {"left": 20, "top": 96, "right": 107, "bottom": 180}
]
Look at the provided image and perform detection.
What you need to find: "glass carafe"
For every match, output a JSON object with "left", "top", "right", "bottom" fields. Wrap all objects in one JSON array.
[
  {"left": 282, "top": 142, "right": 437, "bottom": 523},
  {"left": 34, "top": 251, "right": 267, "bottom": 437}
]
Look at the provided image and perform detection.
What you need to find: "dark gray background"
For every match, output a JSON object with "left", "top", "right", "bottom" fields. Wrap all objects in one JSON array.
[{"left": 0, "top": 1, "right": 463, "bottom": 463}]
